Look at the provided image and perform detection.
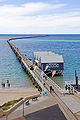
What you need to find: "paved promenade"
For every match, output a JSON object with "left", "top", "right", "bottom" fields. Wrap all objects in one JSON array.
[
  {"left": 1, "top": 90, "right": 79, "bottom": 120},
  {"left": 0, "top": 93, "right": 58, "bottom": 120},
  {"left": 61, "top": 95, "right": 80, "bottom": 113}
]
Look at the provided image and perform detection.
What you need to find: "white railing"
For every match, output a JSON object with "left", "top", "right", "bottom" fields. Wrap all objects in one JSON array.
[
  {"left": 65, "top": 81, "right": 80, "bottom": 96},
  {"left": 21, "top": 59, "right": 44, "bottom": 90},
  {"left": 22, "top": 59, "right": 63, "bottom": 93},
  {"left": 47, "top": 75, "right": 63, "bottom": 93},
  {"left": 37, "top": 67, "right": 63, "bottom": 93}
]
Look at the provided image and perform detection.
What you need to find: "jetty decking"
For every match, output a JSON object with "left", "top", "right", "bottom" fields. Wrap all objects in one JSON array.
[{"left": 7, "top": 36, "right": 80, "bottom": 120}]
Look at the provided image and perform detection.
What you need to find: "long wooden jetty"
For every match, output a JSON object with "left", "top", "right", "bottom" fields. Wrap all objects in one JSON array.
[
  {"left": 7, "top": 36, "right": 63, "bottom": 95},
  {"left": 7, "top": 36, "right": 79, "bottom": 120}
]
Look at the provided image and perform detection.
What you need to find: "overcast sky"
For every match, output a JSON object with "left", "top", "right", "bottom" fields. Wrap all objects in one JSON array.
[{"left": 0, "top": 0, "right": 80, "bottom": 34}]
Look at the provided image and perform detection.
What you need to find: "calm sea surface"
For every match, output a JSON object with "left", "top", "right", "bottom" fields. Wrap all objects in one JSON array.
[{"left": 0, "top": 34, "right": 80, "bottom": 88}]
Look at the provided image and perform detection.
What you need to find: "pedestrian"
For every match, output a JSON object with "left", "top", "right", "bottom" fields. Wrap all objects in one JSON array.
[
  {"left": 8, "top": 83, "right": 10, "bottom": 88},
  {"left": 68, "top": 85, "right": 70, "bottom": 94},
  {"left": 50, "top": 86, "right": 52, "bottom": 93},
  {"left": 7, "top": 80, "right": 9, "bottom": 84},
  {"left": 52, "top": 88, "right": 54, "bottom": 92},
  {"left": 43, "top": 82, "right": 45, "bottom": 86},
  {"left": 65, "top": 84, "right": 68, "bottom": 90},
  {"left": 2, "top": 82, "right": 5, "bottom": 88},
  {"left": 6, "top": 80, "right": 11, "bottom": 88}
]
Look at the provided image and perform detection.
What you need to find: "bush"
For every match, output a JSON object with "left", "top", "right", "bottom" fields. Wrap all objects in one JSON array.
[{"left": 0, "top": 98, "right": 23, "bottom": 110}]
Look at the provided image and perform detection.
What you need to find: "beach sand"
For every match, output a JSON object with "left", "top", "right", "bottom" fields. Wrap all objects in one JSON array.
[{"left": 0, "top": 88, "right": 39, "bottom": 106}]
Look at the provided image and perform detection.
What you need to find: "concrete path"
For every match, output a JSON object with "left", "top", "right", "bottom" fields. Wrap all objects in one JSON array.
[
  {"left": 24, "top": 104, "right": 67, "bottom": 120},
  {"left": 13, "top": 117, "right": 26, "bottom": 120},
  {"left": 0, "top": 91, "right": 78, "bottom": 120},
  {"left": 13, "top": 95, "right": 49, "bottom": 112},
  {"left": 0, "top": 93, "right": 58, "bottom": 120}
]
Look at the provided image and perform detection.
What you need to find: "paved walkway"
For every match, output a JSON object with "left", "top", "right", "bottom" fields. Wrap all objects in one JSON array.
[
  {"left": 61, "top": 95, "right": 80, "bottom": 113},
  {"left": 24, "top": 104, "right": 67, "bottom": 120},
  {"left": 0, "top": 93, "right": 57, "bottom": 120},
  {"left": 13, "top": 95, "right": 49, "bottom": 112},
  {"left": 1, "top": 91, "right": 78, "bottom": 120},
  {"left": 13, "top": 117, "right": 25, "bottom": 120}
]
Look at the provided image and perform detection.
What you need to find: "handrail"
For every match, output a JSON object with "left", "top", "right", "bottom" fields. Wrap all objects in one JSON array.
[{"left": 37, "top": 67, "right": 63, "bottom": 93}]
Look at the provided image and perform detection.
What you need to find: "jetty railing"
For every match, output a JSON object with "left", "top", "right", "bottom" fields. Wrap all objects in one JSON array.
[
  {"left": 36, "top": 67, "right": 63, "bottom": 94},
  {"left": 22, "top": 59, "right": 44, "bottom": 90}
]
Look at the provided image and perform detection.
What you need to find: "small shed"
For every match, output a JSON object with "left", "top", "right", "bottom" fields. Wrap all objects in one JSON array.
[{"left": 33, "top": 52, "right": 64, "bottom": 75}]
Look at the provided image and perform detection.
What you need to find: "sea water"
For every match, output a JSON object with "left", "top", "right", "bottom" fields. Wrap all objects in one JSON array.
[
  {"left": 0, "top": 34, "right": 33, "bottom": 88},
  {"left": 0, "top": 34, "right": 80, "bottom": 88}
]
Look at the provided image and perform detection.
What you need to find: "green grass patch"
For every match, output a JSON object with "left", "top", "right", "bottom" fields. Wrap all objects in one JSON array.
[{"left": 0, "top": 98, "right": 23, "bottom": 111}]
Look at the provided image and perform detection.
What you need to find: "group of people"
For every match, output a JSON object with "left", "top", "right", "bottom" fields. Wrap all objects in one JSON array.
[
  {"left": 2, "top": 80, "right": 10, "bottom": 88},
  {"left": 65, "top": 84, "right": 74, "bottom": 94}
]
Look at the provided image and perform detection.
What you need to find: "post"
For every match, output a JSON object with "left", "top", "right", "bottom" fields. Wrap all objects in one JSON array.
[
  {"left": 23, "top": 100, "right": 24, "bottom": 116},
  {"left": 6, "top": 114, "right": 8, "bottom": 120},
  {"left": 75, "top": 70, "right": 77, "bottom": 78},
  {"left": 76, "top": 76, "right": 78, "bottom": 88}
]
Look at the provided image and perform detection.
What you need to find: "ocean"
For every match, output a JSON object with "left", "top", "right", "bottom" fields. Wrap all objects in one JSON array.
[{"left": 0, "top": 34, "right": 80, "bottom": 88}]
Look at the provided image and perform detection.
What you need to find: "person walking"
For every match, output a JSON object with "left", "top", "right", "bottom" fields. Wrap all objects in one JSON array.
[{"left": 50, "top": 86, "right": 52, "bottom": 93}]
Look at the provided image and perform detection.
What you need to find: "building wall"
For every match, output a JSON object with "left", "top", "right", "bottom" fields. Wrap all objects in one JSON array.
[{"left": 41, "top": 63, "right": 63, "bottom": 71}]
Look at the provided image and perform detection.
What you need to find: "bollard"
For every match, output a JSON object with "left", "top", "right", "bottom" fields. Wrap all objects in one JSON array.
[
  {"left": 6, "top": 114, "right": 8, "bottom": 120},
  {"left": 76, "top": 76, "right": 78, "bottom": 88}
]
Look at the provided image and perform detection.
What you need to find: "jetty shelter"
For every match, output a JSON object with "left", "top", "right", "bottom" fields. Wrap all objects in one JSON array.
[{"left": 33, "top": 52, "right": 64, "bottom": 75}]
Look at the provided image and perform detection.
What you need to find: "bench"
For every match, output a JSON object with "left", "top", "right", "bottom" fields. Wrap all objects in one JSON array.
[
  {"left": 25, "top": 100, "right": 30, "bottom": 105},
  {"left": 32, "top": 97, "right": 38, "bottom": 101}
]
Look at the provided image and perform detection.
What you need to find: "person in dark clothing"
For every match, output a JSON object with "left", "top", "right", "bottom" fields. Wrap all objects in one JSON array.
[
  {"left": 43, "top": 83, "right": 45, "bottom": 86},
  {"left": 50, "top": 86, "right": 52, "bottom": 93},
  {"left": 65, "top": 84, "right": 68, "bottom": 90}
]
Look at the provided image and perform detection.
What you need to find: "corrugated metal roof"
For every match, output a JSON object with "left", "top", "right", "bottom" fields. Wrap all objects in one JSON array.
[{"left": 34, "top": 52, "right": 64, "bottom": 63}]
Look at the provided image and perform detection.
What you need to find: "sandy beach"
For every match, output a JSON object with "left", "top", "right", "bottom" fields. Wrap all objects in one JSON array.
[{"left": 0, "top": 88, "right": 39, "bottom": 106}]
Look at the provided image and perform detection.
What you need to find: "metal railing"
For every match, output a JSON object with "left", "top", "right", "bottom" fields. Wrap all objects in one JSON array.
[{"left": 36, "top": 67, "right": 63, "bottom": 94}]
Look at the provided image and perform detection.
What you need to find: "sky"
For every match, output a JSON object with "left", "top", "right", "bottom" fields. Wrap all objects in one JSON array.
[{"left": 0, "top": 0, "right": 80, "bottom": 34}]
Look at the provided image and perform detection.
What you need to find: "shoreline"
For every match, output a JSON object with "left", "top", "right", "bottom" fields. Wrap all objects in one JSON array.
[{"left": 0, "top": 88, "right": 39, "bottom": 106}]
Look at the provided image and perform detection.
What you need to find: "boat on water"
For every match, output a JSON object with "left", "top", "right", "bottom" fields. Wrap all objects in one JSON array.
[{"left": 33, "top": 51, "right": 64, "bottom": 76}]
